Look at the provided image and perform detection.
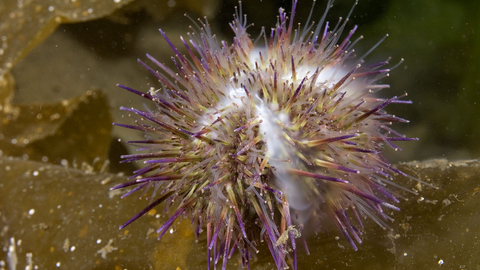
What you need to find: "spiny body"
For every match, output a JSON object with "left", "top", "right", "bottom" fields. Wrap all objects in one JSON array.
[{"left": 113, "top": 1, "right": 418, "bottom": 269}]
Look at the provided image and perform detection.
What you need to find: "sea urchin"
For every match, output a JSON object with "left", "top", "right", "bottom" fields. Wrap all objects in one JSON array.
[{"left": 112, "top": 1, "right": 419, "bottom": 269}]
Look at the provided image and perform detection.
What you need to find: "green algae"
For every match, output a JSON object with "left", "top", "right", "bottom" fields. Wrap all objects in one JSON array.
[
  {"left": 0, "top": 0, "right": 136, "bottom": 77},
  {"left": 1, "top": 157, "right": 478, "bottom": 269},
  {"left": 296, "top": 159, "right": 480, "bottom": 269},
  {"left": 0, "top": 89, "right": 112, "bottom": 169},
  {"left": 0, "top": 156, "right": 163, "bottom": 269}
]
